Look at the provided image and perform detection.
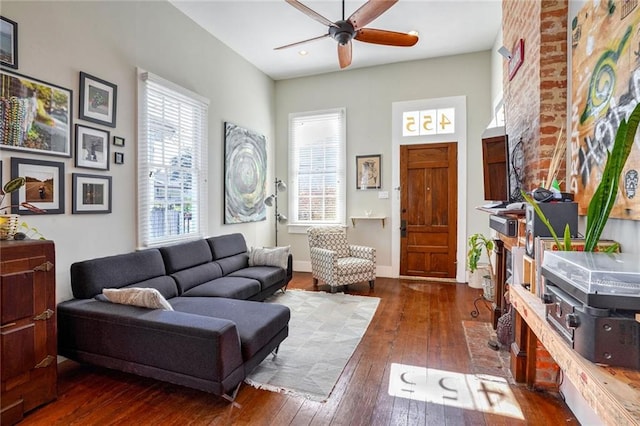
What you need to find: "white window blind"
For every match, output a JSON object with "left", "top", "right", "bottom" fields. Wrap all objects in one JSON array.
[
  {"left": 137, "top": 70, "right": 209, "bottom": 247},
  {"left": 288, "top": 108, "right": 346, "bottom": 226}
]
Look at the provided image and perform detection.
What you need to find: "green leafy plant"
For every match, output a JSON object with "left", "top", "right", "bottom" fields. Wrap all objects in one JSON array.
[
  {"left": 15, "top": 221, "right": 46, "bottom": 240},
  {"left": 583, "top": 102, "right": 640, "bottom": 251},
  {"left": 0, "top": 176, "right": 27, "bottom": 213},
  {"left": 467, "top": 233, "right": 495, "bottom": 282}
]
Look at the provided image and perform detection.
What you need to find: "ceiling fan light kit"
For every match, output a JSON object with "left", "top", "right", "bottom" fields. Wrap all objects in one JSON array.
[{"left": 277, "top": 0, "right": 419, "bottom": 69}]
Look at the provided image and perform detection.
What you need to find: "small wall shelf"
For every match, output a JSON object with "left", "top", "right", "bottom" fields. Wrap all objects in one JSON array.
[{"left": 350, "top": 216, "right": 386, "bottom": 228}]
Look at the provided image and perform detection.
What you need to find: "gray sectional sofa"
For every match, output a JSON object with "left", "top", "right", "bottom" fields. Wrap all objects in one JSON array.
[{"left": 57, "top": 233, "right": 292, "bottom": 401}]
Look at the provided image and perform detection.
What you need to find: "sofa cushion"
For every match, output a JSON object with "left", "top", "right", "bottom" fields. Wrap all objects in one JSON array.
[
  {"left": 229, "top": 267, "right": 286, "bottom": 292},
  {"left": 182, "top": 276, "right": 261, "bottom": 300},
  {"left": 70, "top": 249, "right": 174, "bottom": 299},
  {"left": 170, "top": 297, "right": 290, "bottom": 362},
  {"left": 102, "top": 288, "right": 174, "bottom": 311},
  {"left": 171, "top": 262, "right": 224, "bottom": 294},
  {"left": 249, "top": 246, "right": 290, "bottom": 269},
  {"left": 207, "top": 234, "right": 247, "bottom": 260},
  {"left": 215, "top": 253, "right": 249, "bottom": 275},
  {"left": 160, "top": 239, "right": 213, "bottom": 274}
]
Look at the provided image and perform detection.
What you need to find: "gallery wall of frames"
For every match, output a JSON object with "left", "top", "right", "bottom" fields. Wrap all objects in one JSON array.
[{"left": 0, "top": 16, "right": 125, "bottom": 215}]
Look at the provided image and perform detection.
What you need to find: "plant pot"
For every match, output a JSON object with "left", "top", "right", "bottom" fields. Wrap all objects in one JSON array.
[
  {"left": 0, "top": 214, "right": 20, "bottom": 240},
  {"left": 482, "top": 276, "right": 495, "bottom": 301},
  {"left": 467, "top": 265, "right": 489, "bottom": 289}
]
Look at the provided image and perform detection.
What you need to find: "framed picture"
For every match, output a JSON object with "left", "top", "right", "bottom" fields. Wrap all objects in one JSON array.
[
  {"left": 223, "top": 122, "right": 267, "bottom": 224},
  {"left": 113, "top": 136, "right": 125, "bottom": 147},
  {"left": 79, "top": 71, "right": 117, "bottom": 127},
  {"left": 356, "top": 154, "right": 381, "bottom": 190},
  {"left": 114, "top": 152, "right": 124, "bottom": 164},
  {"left": 72, "top": 173, "right": 112, "bottom": 214},
  {"left": 10, "top": 157, "right": 65, "bottom": 214},
  {"left": 0, "top": 16, "right": 18, "bottom": 69},
  {"left": 0, "top": 69, "right": 72, "bottom": 157},
  {"left": 75, "top": 124, "right": 110, "bottom": 170}
]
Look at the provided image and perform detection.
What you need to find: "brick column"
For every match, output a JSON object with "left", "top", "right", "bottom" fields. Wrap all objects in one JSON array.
[
  {"left": 503, "top": 0, "right": 568, "bottom": 192},
  {"left": 503, "top": 0, "right": 568, "bottom": 390}
]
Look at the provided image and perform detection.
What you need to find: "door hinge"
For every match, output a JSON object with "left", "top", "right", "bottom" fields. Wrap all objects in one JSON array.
[
  {"left": 34, "top": 261, "right": 54, "bottom": 272},
  {"left": 34, "top": 355, "right": 55, "bottom": 369},
  {"left": 33, "top": 309, "right": 54, "bottom": 321}
]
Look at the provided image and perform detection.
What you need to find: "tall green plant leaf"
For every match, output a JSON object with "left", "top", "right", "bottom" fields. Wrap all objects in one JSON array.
[{"left": 584, "top": 103, "right": 640, "bottom": 251}]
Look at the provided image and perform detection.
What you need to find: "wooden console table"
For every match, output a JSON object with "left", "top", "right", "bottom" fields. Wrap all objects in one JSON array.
[{"left": 509, "top": 282, "right": 640, "bottom": 425}]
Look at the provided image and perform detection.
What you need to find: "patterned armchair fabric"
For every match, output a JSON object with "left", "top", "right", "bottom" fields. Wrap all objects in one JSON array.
[{"left": 307, "top": 226, "right": 376, "bottom": 293}]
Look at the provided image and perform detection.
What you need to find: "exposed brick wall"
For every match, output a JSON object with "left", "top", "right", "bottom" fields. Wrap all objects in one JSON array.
[
  {"left": 503, "top": 0, "right": 568, "bottom": 390},
  {"left": 504, "top": 0, "right": 568, "bottom": 192}
]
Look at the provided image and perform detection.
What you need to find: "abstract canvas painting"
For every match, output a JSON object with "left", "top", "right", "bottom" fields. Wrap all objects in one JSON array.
[{"left": 224, "top": 122, "right": 267, "bottom": 223}]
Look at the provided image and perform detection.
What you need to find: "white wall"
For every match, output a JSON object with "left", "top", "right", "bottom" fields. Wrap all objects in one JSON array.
[
  {"left": 274, "top": 52, "right": 494, "bottom": 275},
  {"left": 0, "top": 1, "right": 276, "bottom": 302}
]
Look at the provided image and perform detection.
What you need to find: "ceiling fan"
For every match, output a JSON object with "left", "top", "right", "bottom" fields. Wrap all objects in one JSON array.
[{"left": 275, "top": 0, "right": 419, "bottom": 69}]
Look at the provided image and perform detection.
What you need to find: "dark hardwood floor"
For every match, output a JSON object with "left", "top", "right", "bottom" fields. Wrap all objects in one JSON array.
[{"left": 19, "top": 273, "right": 579, "bottom": 425}]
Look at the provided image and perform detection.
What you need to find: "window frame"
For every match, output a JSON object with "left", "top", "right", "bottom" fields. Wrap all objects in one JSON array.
[
  {"left": 287, "top": 107, "right": 346, "bottom": 232},
  {"left": 137, "top": 69, "right": 209, "bottom": 248}
]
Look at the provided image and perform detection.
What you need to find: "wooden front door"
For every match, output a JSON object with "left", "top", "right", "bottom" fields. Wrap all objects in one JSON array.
[{"left": 400, "top": 142, "right": 458, "bottom": 278}]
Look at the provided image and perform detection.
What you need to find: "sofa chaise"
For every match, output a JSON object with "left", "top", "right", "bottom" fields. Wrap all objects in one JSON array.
[{"left": 57, "top": 233, "right": 291, "bottom": 401}]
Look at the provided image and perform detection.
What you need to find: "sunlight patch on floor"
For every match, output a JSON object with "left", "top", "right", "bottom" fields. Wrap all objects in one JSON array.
[{"left": 388, "top": 363, "right": 524, "bottom": 420}]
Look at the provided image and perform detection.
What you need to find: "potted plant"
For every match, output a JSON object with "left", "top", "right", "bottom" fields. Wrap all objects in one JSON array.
[
  {"left": 0, "top": 177, "right": 26, "bottom": 240},
  {"left": 0, "top": 177, "right": 45, "bottom": 240},
  {"left": 467, "top": 233, "right": 496, "bottom": 299}
]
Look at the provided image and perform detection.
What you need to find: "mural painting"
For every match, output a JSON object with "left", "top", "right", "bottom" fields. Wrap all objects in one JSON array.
[{"left": 570, "top": 0, "right": 640, "bottom": 219}]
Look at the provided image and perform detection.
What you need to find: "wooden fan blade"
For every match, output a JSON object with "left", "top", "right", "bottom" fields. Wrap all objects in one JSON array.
[
  {"left": 286, "top": 0, "right": 338, "bottom": 28},
  {"left": 338, "top": 41, "right": 352, "bottom": 69},
  {"left": 355, "top": 28, "right": 418, "bottom": 47},
  {"left": 348, "top": 0, "right": 398, "bottom": 30},
  {"left": 275, "top": 34, "right": 330, "bottom": 50}
]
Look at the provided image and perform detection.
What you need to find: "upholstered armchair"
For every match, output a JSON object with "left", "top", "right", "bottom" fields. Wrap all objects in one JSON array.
[{"left": 307, "top": 226, "right": 376, "bottom": 293}]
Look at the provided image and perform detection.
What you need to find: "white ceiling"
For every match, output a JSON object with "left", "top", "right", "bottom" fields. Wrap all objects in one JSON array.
[{"left": 170, "top": 0, "right": 503, "bottom": 80}]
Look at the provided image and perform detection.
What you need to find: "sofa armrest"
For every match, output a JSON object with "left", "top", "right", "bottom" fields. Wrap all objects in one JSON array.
[
  {"left": 349, "top": 245, "right": 376, "bottom": 262},
  {"left": 286, "top": 253, "right": 293, "bottom": 283},
  {"left": 57, "top": 300, "right": 244, "bottom": 384}
]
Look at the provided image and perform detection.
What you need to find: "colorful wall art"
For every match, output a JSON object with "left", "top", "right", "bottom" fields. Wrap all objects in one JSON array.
[
  {"left": 224, "top": 122, "right": 267, "bottom": 224},
  {"left": 570, "top": 0, "right": 640, "bottom": 219}
]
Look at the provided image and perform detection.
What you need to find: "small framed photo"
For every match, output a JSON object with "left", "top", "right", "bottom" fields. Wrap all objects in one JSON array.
[
  {"left": 356, "top": 154, "right": 381, "bottom": 190},
  {"left": 11, "top": 157, "right": 65, "bottom": 215},
  {"left": 75, "top": 124, "right": 110, "bottom": 170},
  {"left": 72, "top": 173, "right": 112, "bottom": 214},
  {"left": 0, "top": 16, "right": 18, "bottom": 69},
  {"left": 79, "top": 71, "right": 117, "bottom": 127},
  {"left": 114, "top": 152, "right": 124, "bottom": 165},
  {"left": 113, "top": 136, "right": 125, "bottom": 147}
]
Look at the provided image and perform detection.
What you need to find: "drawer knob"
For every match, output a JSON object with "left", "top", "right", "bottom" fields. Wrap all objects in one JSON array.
[
  {"left": 34, "top": 261, "right": 54, "bottom": 272},
  {"left": 33, "top": 309, "right": 54, "bottom": 321},
  {"left": 34, "top": 355, "right": 55, "bottom": 369}
]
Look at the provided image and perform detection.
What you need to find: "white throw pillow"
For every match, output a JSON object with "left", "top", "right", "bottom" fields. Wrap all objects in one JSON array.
[
  {"left": 249, "top": 246, "right": 290, "bottom": 269},
  {"left": 102, "top": 287, "right": 174, "bottom": 311}
]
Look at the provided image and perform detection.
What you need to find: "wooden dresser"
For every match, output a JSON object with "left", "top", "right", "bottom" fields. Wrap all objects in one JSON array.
[{"left": 1, "top": 240, "right": 57, "bottom": 425}]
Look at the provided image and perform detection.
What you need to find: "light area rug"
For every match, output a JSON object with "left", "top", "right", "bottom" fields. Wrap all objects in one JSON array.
[{"left": 245, "top": 290, "right": 380, "bottom": 401}]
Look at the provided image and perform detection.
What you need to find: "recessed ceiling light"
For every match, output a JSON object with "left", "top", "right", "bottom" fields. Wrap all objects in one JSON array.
[{"left": 299, "top": 50, "right": 308, "bottom": 56}]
